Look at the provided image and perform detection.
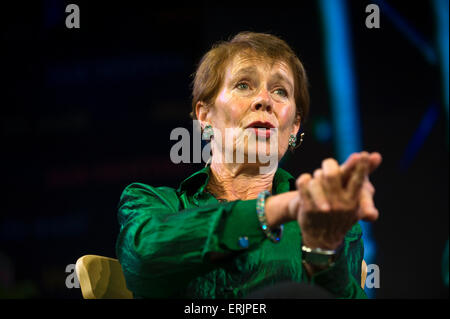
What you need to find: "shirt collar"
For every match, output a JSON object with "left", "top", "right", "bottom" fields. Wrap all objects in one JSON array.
[{"left": 177, "top": 165, "right": 295, "bottom": 196}]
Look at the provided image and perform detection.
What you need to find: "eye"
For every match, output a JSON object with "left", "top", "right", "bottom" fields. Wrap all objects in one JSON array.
[
  {"left": 274, "top": 88, "right": 288, "bottom": 97},
  {"left": 236, "top": 82, "right": 250, "bottom": 90}
]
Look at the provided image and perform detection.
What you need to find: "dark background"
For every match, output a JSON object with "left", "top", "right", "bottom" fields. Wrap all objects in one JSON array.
[{"left": 0, "top": 0, "right": 448, "bottom": 298}]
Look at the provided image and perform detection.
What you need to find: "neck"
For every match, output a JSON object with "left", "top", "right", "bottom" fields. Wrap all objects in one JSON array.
[{"left": 206, "top": 158, "right": 275, "bottom": 201}]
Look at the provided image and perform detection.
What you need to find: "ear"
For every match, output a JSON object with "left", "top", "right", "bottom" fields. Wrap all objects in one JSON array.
[
  {"left": 196, "top": 101, "right": 210, "bottom": 129},
  {"left": 291, "top": 113, "right": 301, "bottom": 136}
]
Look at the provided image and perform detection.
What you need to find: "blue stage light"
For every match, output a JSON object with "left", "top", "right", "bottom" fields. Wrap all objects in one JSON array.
[
  {"left": 399, "top": 103, "right": 440, "bottom": 171},
  {"left": 432, "top": 0, "right": 449, "bottom": 140},
  {"left": 318, "top": 0, "right": 376, "bottom": 297}
]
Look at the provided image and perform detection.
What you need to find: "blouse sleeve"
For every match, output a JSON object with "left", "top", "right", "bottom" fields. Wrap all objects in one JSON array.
[
  {"left": 115, "top": 182, "right": 266, "bottom": 298},
  {"left": 304, "top": 223, "right": 368, "bottom": 299}
]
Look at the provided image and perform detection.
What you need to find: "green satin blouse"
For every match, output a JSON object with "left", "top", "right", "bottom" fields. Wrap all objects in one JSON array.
[{"left": 115, "top": 166, "right": 367, "bottom": 298}]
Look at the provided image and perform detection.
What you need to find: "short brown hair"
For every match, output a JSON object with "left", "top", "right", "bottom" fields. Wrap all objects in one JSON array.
[{"left": 191, "top": 31, "right": 310, "bottom": 124}]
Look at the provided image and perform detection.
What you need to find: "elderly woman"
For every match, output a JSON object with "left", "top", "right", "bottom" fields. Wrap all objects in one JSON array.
[{"left": 116, "top": 32, "right": 382, "bottom": 299}]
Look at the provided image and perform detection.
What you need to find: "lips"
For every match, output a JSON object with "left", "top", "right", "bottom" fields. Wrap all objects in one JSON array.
[
  {"left": 245, "top": 121, "right": 275, "bottom": 138},
  {"left": 245, "top": 121, "right": 275, "bottom": 129}
]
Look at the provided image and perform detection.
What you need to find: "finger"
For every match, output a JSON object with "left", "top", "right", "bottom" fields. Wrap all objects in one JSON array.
[
  {"left": 341, "top": 152, "right": 362, "bottom": 180},
  {"left": 308, "top": 178, "right": 330, "bottom": 211},
  {"left": 359, "top": 186, "right": 379, "bottom": 222},
  {"left": 364, "top": 177, "right": 375, "bottom": 195},
  {"left": 296, "top": 173, "right": 312, "bottom": 189},
  {"left": 346, "top": 154, "right": 370, "bottom": 200},
  {"left": 313, "top": 169, "right": 322, "bottom": 179},
  {"left": 341, "top": 151, "right": 382, "bottom": 183},
  {"left": 368, "top": 152, "right": 382, "bottom": 173},
  {"left": 322, "top": 158, "right": 343, "bottom": 197}
]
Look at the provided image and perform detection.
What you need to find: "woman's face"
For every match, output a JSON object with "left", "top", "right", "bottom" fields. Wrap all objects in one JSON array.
[{"left": 200, "top": 53, "right": 300, "bottom": 167}]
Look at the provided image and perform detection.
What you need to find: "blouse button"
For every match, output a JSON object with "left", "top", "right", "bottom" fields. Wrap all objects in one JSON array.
[{"left": 238, "top": 236, "right": 249, "bottom": 249}]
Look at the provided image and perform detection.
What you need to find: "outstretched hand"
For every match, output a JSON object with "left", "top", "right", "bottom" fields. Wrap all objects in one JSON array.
[{"left": 290, "top": 151, "right": 382, "bottom": 250}]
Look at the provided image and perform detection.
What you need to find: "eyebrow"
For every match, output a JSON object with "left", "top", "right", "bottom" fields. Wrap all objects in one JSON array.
[
  {"left": 270, "top": 72, "right": 294, "bottom": 91},
  {"left": 230, "top": 66, "right": 294, "bottom": 92},
  {"left": 232, "top": 66, "right": 258, "bottom": 78}
]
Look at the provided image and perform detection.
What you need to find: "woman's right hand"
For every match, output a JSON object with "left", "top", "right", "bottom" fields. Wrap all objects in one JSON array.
[
  {"left": 285, "top": 152, "right": 381, "bottom": 224},
  {"left": 292, "top": 152, "right": 381, "bottom": 250},
  {"left": 265, "top": 151, "right": 381, "bottom": 230}
]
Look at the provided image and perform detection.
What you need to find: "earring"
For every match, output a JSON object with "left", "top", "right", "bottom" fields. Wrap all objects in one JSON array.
[
  {"left": 289, "top": 133, "right": 305, "bottom": 150},
  {"left": 288, "top": 134, "right": 297, "bottom": 148},
  {"left": 202, "top": 124, "right": 214, "bottom": 140}
]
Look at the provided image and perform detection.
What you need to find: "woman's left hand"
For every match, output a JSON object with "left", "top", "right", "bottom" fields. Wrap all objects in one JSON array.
[{"left": 294, "top": 152, "right": 381, "bottom": 251}]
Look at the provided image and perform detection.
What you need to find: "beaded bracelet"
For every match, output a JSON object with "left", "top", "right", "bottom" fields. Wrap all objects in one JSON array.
[{"left": 256, "top": 190, "right": 284, "bottom": 243}]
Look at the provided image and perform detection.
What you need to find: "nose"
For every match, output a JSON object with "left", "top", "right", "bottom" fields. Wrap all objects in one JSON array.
[{"left": 251, "top": 89, "right": 273, "bottom": 113}]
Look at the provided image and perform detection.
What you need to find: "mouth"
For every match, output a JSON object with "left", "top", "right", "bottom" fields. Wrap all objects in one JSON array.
[
  {"left": 245, "top": 121, "right": 275, "bottom": 129},
  {"left": 245, "top": 121, "right": 275, "bottom": 138}
]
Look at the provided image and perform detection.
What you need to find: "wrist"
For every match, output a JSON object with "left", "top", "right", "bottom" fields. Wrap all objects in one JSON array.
[
  {"left": 256, "top": 191, "right": 283, "bottom": 243},
  {"left": 301, "top": 240, "right": 345, "bottom": 272},
  {"left": 265, "top": 191, "right": 297, "bottom": 228},
  {"left": 301, "top": 234, "right": 344, "bottom": 251}
]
